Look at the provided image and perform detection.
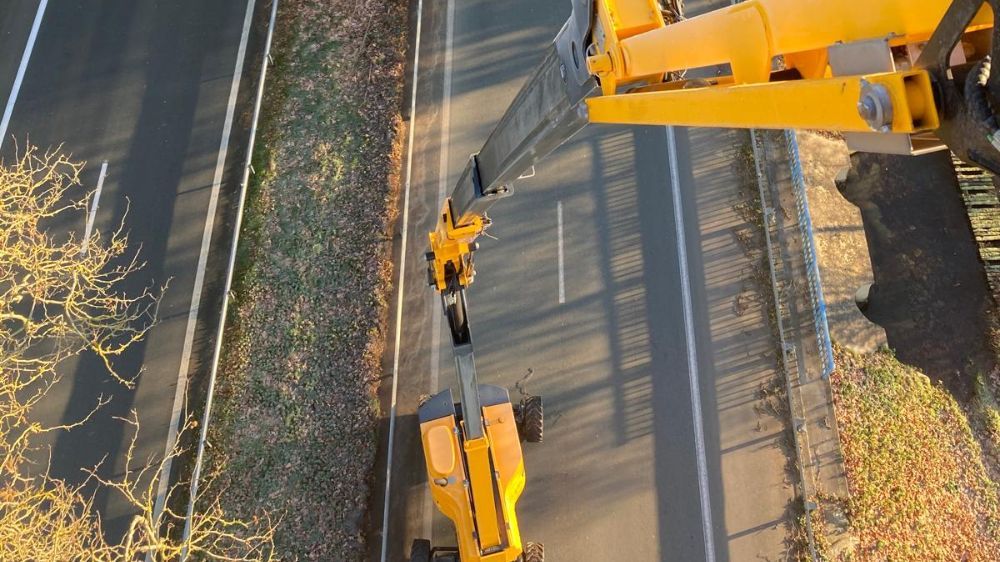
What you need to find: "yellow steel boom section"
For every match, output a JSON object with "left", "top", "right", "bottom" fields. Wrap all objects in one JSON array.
[
  {"left": 589, "top": 0, "right": 992, "bottom": 90},
  {"left": 588, "top": 70, "right": 939, "bottom": 131},
  {"left": 584, "top": 0, "right": 991, "bottom": 131},
  {"left": 428, "top": 200, "right": 487, "bottom": 293}
]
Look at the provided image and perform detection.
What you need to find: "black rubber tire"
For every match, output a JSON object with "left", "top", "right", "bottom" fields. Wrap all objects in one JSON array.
[
  {"left": 409, "top": 539, "right": 432, "bottom": 562},
  {"left": 520, "top": 395, "right": 543, "bottom": 443},
  {"left": 444, "top": 289, "right": 467, "bottom": 343},
  {"left": 522, "top": 542, "right": 544, "bottom": 562}
]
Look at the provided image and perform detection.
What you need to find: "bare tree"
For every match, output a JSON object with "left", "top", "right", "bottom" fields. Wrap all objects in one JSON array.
[
  {"left": 1, "top": 145, "right": 156, "bottom": 467},
  {"left": 0, "top": 145, "right": 276, "bottom": 560}
]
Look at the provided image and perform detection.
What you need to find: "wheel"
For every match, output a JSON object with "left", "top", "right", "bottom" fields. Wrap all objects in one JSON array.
[
  {"left": 443, "top": 289, "right": 467, "bottom": 342},
  {"left": 519, "top": 395, "right": 543, "bottom": 443},
  {"left": 521, "top": 542, "right": 544, "bottom": 562},
  {"left": 409, "top": 539, "right": 431, "bottom": 562}
]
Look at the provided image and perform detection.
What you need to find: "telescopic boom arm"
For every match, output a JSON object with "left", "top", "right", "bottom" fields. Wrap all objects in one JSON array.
[
  {"left": 417, "top": 2, "right": 1000, "bottom": 560},
  {"left": 428, "top": 0, "right": 1000, "bottom": 314}
]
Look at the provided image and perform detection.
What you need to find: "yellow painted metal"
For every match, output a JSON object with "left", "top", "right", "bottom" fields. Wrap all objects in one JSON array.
[
  {"left": 420, "top": 404, "right": 527, "bottom": 562},
  {"left": 607, "top": 0, "right": 663, "bottom": 38},
  {"left": 784, "top": 49, "right": 831, "bottom": 81},
  {"left": 422, "top": 1, "right": 998, "bottom": 558},
  {"left": 483, "top": 403, "right": 526, "bottom": 556},
  {"left": 588, "top": 0, "right": 667, "bottom": 95},
  {"left": 428, "top": 198, "right": 485, "bottom": 293},
  {"left": 464, "top": 434, "right": 504, "bottom": 551},
  {"left": 614, "top": 0, "right": 992, "bottom": 83},
  {"left": 586, "top": 70, "right": 939, "bottom": 133},
  {"left": 420, "top": 415, "right": 478, "bottom": 561},
  {"left": 427, "top": 425, "right": 456, "bottom": 475}
]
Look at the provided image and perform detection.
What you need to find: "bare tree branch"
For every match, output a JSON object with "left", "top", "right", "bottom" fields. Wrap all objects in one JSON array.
[{"left": 1, "top": 145, "right": 276, "bottom": 560}]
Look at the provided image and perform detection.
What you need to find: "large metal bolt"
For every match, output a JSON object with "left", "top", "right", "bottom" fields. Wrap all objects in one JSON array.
[{"left": 857, "top": 81, "right": 893, "bottom": 133}]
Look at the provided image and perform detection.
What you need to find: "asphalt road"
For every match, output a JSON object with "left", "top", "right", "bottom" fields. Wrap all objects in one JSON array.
[
  {"left": 1, "top": 0, "right": 269, "bottom": 541},
  {"left": 373, "top": 1, "right": 796, "bottom": 561}
]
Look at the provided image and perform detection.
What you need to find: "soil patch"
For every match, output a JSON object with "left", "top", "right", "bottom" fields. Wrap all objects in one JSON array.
[
  {"left": 796, "top": 131, "right": 886, "bottom": 354},
  {"left": 837, "top": 149, "right": 996, "bottom": 400}
]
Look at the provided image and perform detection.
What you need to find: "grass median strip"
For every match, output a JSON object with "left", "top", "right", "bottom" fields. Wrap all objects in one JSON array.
[{"left": 203, "top": 1, "right": 407, "bottom": 559}]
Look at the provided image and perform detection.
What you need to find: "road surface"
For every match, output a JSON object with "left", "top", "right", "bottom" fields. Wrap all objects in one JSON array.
[
  {"left": 373, "top": 1, "right": 796, "bottom": 561},
  {"left": 1, "top": 0, "right": 269, "bottom": 541}
]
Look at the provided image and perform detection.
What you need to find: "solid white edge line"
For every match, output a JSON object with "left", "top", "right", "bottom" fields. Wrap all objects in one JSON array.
[
  {"left": 666, "top": 126, "right": 716, "bottom": 562},
  {"left": 557, "top": 200, "right": 565, "bottom": 304},
  {"left": 180, "top": 0, "right": 280, "bottom": 552},
  {"left": 148, "top": 0, "right": 258, "bottom": 557},
  {"left": 430, "top": 0, "right": 454, "bottom": 404},
  {"left": 381, "top": 0, "right": 423, "bottom": 559},
  {"left": 0, "top": 0, "right": 47, "bottom": 152},
  {"left": 81, "top": 160, "right": 108, "bottom": 256},
  {"left": 423, "top": 0, "right": 454, "bottom": 544}
]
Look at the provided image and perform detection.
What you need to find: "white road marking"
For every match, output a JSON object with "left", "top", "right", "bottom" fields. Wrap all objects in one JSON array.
[
  {"left": 430, "top": 0, "right": 455, "bottom": 399},
  {"left": 148, "top": 0, "right": 257, "bottom": 554},
  {"left": 0, "top": 0, "right": 48, "bottom": 151},
  {"left": 557, "top": 200, "right": 565, "bottom": 304},
  {"left": 423, "top": 0, "right": 455, "bottom": 544},
  {"left": 381, "top": 0, "right": 424, "bottom": 559},
  {"left": 666, "top": 126, "right": 716, "bottom": 562},
  {"left": 81, "top": 160, "right": 108, "bottom": 255},
  {"left": 181, "top": 0, "right": 280, "bottom": 552}
]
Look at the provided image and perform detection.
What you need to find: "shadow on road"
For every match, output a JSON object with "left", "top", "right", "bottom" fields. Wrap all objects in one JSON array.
[
  {"left": 37, "top": 0, "right": 249, "bottom": 542},
  {"left": 839, "top": 150, "right": 996, "bottom": 400}
]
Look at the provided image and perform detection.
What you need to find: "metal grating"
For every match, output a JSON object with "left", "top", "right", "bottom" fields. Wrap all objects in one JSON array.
[{"left": 952, "top": 154, "right": 1000, "bottom": 301}]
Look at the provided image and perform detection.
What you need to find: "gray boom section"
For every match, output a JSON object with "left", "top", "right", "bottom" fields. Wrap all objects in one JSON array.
[
  {"left": 443, "top": 1, "right": 598, "bottom": 442},
  {"left": 450, "top": 13, "right": 599, "bottom": 225},
  {"left": 454, "top": 342, "right": 484, "bottom": 440}
]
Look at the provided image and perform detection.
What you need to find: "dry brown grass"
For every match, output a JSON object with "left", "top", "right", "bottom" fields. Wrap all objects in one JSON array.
[
  {"left": 204, "top": 0, "right": 408, "bottom": 559},
  {"left": 831, "top": 346, "right": 1000, "bottom": 561}
]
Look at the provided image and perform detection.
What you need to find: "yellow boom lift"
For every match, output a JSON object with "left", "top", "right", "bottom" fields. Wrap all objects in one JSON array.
[{"left": 410, "top": 1, "right": 1000, "bottom": 560}]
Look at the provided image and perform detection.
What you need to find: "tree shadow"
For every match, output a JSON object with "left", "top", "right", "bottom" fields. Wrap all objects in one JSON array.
[{"left": 14, "top": 0, "right": 259, "bottom": 544}]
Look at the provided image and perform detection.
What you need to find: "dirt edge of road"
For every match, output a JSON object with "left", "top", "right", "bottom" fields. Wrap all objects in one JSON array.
[{"left": 202, "top": 1, "right": 408, "bottom": 559}]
